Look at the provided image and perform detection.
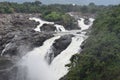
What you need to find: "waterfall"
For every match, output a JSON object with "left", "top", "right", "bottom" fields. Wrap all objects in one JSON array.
[
  {"left": 17, "top": 36, "right": 60, "bottom": 80},
  {"left": 29, "top": 17, "right": 54, "bottom": 32},
  {"left": 47, "top": 17, "right": 94, "bottom": 80},
  {"left": 78, "top": 18, "right": 95, "bottom": 31},
  {"left": 29, "top": 17, "right": 66, "bottom": 32},
  {"left": 18, "top": 35, "right": 86, "bottom": 80},
  {"left": 54, "top": 24, "right": 66, "bottom": 32},
  {"left": 50, "top": 35, "right": 85, "bottom": 80},
  {"left": 89, "top": 18, "right": 95, "bottom": 27},
  {"left": 12, "top": 17, "right": 94, "bottom": 80}
]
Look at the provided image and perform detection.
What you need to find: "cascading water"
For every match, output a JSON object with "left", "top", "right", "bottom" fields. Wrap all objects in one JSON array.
[
  {"left": 17, "top": 36, "right": 60, "bottom": 80},
  {"left": 29, "top": 17, "right": 54, "bottom": 32},
  {"left": 29, "top": 17, "right": 66, "bottom": 32},
  {"left": 49, "top": 18, "right": 95, "bottom": 80},
  {"left": 10, "top": 17, "right": 94, "bottom": 80},
  {"left": 78, "top": 18, "right": 95, "bottom": 30},
  {"left": 54, "top": 24, "right": 66, "bottom": 32},
  {"left": 50, "top": 35, "right": 85, "bottom": 80}
]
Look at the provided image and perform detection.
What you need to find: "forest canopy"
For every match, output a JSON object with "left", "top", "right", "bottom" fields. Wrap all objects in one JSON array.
[{"left": 64, "top": 4, "right": 120, "bottom": 80}]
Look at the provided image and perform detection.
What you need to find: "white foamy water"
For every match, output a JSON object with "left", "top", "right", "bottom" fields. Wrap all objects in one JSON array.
[
  {"left": 29, "top": 17, "right": 54, "bottom": 32},
  {"left": 89, "top": 18, "right": 95, "bottom": 27},
  {"left": 50, "top": 35, "right": 84, "bottom": 80},
  {"left": 78, "top": 18, "right": 95, "bottom": 31},
  {"left": 54, "top": 24, "right": 66, "bottom": 32},
  {"left": 48, "top": 17, "right": 94, "bottom": 80},
  {"left": 16, "top": 17, "right": 95, "bottom": 80},
  {"left": 18, "top": 36, "right": 60, "bottom": 80},
  {"left": 29, "top": 17, "right": 66, "bottom": 32}
]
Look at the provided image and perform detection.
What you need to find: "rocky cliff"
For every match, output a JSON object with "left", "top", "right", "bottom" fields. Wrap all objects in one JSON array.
[{"left": 0, "top": 13, "right": 76, "bottom": 80}]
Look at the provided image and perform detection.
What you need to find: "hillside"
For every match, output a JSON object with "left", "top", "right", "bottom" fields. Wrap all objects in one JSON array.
[{"left": 62, "top": 4, "right": 120, "bottom": 80}]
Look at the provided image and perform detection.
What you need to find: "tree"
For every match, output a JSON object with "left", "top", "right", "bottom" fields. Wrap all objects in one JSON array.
[{"left": 34, "top": 0, "right": 42, "bottom": 5}]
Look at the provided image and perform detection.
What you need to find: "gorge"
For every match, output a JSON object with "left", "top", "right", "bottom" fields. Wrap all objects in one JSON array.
[
  {"left": 0, "top": 13, "right": 94, "bottom": 80},
  {"left": 0, "top": 1, "right": 120, "bottom": 80}
]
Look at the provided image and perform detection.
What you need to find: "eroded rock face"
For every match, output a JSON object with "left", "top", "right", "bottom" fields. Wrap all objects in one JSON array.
[
  {"left": 84, "top": 18, "right": 90, "bottom": 25},
  {"left": 41, "top": 24, "right": 56, "bottom": 32},
  {"left": 53, "top": 35, "right": 73, "bottom": 57},
  {"left": 0, "top": 13, "right": 54, "bottom": 80},
  {"left": 45, "top": 35, "right": 73, "bottom": 64},
  {"left": 0, "top": 13, "right": 53, "bottom": 56},
  {"left": 1, "top": 31, "right": 53, "bottom": 57},
  {"left": 0, "top": 13, "right": 81, "bottom": 80},
  {"left": 0, "top": 57, "right": 13, "bottom": 80}
]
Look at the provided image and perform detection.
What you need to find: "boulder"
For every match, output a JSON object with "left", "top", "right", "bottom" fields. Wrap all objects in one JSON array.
[
  {"left": 41, "top": 24, "right": 56, "bottom": 32},
  {"left": 46, "top": 35, "right": 73, "bottom": 64}
]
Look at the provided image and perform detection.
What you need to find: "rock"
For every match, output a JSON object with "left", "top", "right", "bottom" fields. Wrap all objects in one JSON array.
[
  {"left": 65, "top": 21, "right": 80, "bottom": 30},
  {"left": 2, "top": 31, "right": 53, "bottom": 57},
  {"left": 46, "top": 35, "right": 72, "bottom": 64},
  {"left": 0, "top": 57, "right": 13, "bottom": 80},
  {"left": 53, "top": 35, "right": 72, "bottom": 57},
  {"left": 41, "top": 24, "right": 56, "bottom": 32},
  {"left": 0, "top": 13, "right": 53, "bottom": 56},
  {"left": 0, "top": 13, "right": 54, "bottom": 80},
  {"left": 84, "top": 18, "right": 90, "bottom": 25}
]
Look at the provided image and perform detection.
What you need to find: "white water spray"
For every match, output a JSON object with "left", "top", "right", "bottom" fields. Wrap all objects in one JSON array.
[
  {"left": 16, "top": 17, "right": 94, "bottom": 80},
  {"left": 78, "top": 18, "right": 95, "bottom": 30},
  {"left": 50, "top": 36, "right": 84, "bottom": 80},
  {"left": 29, "top": 17, "right": 66, "bottom": 32},
  {"left": 18, "top": 36, "right": 60, "bottom": 80},
  {"left": 48, "top": 17, "right": 95, "bottom": 80},
  {"left": 29, "top": 17, "right": 54, "bottom": 32},
  {"left": 54, "top": 24, "right": 66, "bottom": 32}
]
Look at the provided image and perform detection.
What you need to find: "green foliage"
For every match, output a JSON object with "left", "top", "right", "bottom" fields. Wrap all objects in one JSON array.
[
  {"left": 0, "top": 1, "right": 106, "bottom": 14},
  {"left": 61, "top": 14, "right": 76, "bottom": 28},
  {"left": 41, "top": 11, "right": 76, "bottom": 28},
  {"left": 65, "top": 5, "right": 120, "bottom": 80},
  {"left": 43, "top": 11, "right": 62, "bottom": 21}
]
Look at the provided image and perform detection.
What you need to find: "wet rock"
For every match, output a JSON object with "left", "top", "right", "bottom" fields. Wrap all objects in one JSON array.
[
  {"left": 46, "top": 35, "right": 72, "bottom": 64},
  {"left": 0, "top": 13, "right": 53, "bottom": 56},
  {"left": 53, "top": 35, "right": 72, "bottom": 57},
  {"left": 0, "top": 57, "right": 13, "bottom": 80},
  {"left": 0, "top": 13, "right": 54, "bottom": 80},
  {"left": 84, "top": 18, "right": 90, "bottom": 25},
  {"left": 41, "top": 24, "right": 56, "bottom": 32}
]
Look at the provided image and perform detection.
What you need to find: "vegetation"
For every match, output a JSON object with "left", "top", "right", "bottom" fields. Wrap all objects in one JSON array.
[
  {"left": 0, "top": 1, "right": 119, "bottom": 80},
  {"left": 0, "top": 1, "right": 107, "bottom": 14},
  {"left": 64, "top": 5, "right": 120, "bottom": 80},
  {"left": 0, "top": 1, "right": 108, "bottom": 26},
  {"left": 42, "top": 11, "right": 62, "bottom": 21},
  {"left": 42, "top": 11, "right": 75, "bottom": 26}
]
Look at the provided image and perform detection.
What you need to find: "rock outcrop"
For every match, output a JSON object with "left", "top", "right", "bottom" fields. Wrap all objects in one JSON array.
[
  {"left": 0, "top": 13, "right": 82, "bottom": 80},
  {"left": 53, "top": 35, "right": 73, "bottom": 57},
  {"left": 0, "top": 13, "right": 53, "bottom": 56},
  {"left": 45, "top": 35, "right": 73, "bottom": 64},
  {"left": 41, "top": 24, "right": 56, "bottom": 32},
  {"left": 0, "top": 13, "right": 54, "bottom": 80}
]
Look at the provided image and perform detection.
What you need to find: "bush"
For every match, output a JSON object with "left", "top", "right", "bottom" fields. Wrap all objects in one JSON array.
[
  {"left": 44, "top": 11, "right": 62, "bottom": 21},
  {"left": 64, "top": 5, "right": 120, "bottom": 80}
]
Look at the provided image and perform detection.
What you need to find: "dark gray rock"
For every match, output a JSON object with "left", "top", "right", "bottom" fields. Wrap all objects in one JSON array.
[
  {"left": 0, "top": 57, "right": 13, "bottom": 80},
  {"left": 41, "top": 24, "right": 56, "bottom": 32},
  {"left": 0, "top": 13, "right": 53, "bottom": 56},
  {"left": 53, "top": 35, "right": 72, "bottom": 57},
  {"left": 0, "top": 13, "right": 54, "bottom": 80},
  {"left": 84, "top": 18, "right": 90, "bottom": 25},
  {"left": 46, "top": 35, "right": 72, "bottom": 64},
  {"left": 2, "top": 31, "right": 53, "bottom": 57}
]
